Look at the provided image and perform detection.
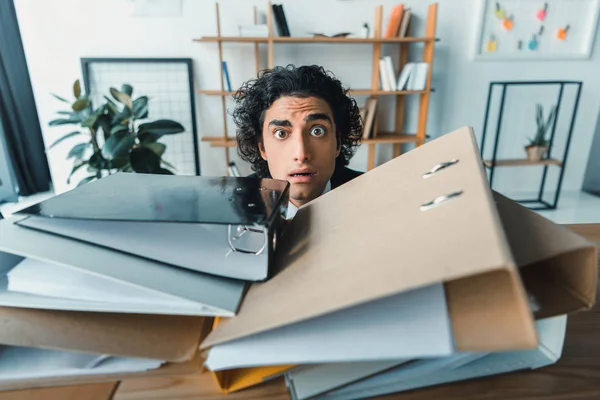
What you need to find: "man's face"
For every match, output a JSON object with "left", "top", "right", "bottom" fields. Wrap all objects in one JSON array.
[{"left": 260, "top": 96, "right": 340, "bottom": 208}]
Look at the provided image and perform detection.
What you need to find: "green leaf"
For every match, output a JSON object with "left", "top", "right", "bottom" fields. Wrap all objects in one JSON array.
[
  {"left": 102, "top": 130, "right": 135, "bottom": 160},
  {"left": 138, "top": 119, "right": 184, "bottom": 135},
  {"left": 67, "top": 161, "right": 89, "bottom": 184},
  {"left": 52, "top": 93, "right": 70, "bottom": 103},
  {"left": 72, "top": 97, "right": 89, "bottom": 111},
  {"left": 110, "top": 87, "right": 133, "bottom": 109},
  {"left": 109, "top": 156, "right": 129, "bottom": 169},
  {"left": 67, "top": 142, "right": 89, "bottom": 159},
  {"left": 77, "top": 175, "right": 97, "bottom": 187},
  {"left": 73, "top": 80, "right": 81, "bottom": 98},
  {"left": 81, "top": 109, "right": 102, "bottom": 128},
  {"left": 112, "top": 107, "right": 132, "bottom": 125},
  {"left": 138, "top": 131, "right": 162, "bottom": 143},
  {"left": 130, "top": 147, "right": 161, "bottom": 173},
  {"left": 49, "top": 116, "right": 80, "bottom": 126},
  {"left": 121, "top": 84, "right": 133, "bottom": 97},
  {"left": 143, "top": 142, "right": 166, "bottom": 157},
  {"left": 95, "top": 114, "right": 113, "bottom": 141},
  {"left": 49, "top": 131, "right": 82, "bottom": 149},
  {"left": 56, "top": 110, "right": 76, "bottom": 116},
  {"left": 132, "top": 96, "right": 149, "bottom": 119},
  {"left": 88, "top": 151, "right": 110, "bottom": 171},
  {"left": 111, "top": 124, "right": 129, "bottom": 135},
  {"left": 103, "top": 96, "right": 120, "bottom": 115}
]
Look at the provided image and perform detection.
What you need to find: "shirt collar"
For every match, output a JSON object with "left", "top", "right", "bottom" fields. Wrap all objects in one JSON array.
[{"left": 285, "top": 181, "right": 331, "bottom": 220}]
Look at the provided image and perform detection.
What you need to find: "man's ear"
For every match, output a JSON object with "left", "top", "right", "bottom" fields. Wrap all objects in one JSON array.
[
  {"left": 259, "top": 141, "right": 268, "bottom": 161},
  {"left": 336, "top": 133, "right": 342, "bottom": 157}
]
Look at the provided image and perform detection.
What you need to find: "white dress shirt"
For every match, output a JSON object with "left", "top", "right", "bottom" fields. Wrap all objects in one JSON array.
[{"left": 285, "top": 181, "right": 332, "bottom": 220}]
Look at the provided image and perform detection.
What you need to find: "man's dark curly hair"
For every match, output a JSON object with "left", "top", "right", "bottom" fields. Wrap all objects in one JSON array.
[{"left": 232, "top": 64, "right": 363, "bottom": 177}]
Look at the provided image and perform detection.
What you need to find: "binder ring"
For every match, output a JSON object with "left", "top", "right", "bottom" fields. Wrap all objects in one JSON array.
[
  {"left": 227, "top": 225, "right": 268, "bottom": 255},
  {"left": 423, "top": 159, "right": 459, "bottom": 179},
  {"left": 420, "top": 190, "right": 463, "bottom": 211}
]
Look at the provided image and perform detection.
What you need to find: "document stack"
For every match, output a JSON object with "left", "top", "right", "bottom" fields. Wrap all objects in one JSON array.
[
  {"left": 0, "top": 174, "right": 290, "bottom": 390},
  {"left": 0, "top": 126, "right": 596, "bottom": 397},
  {"left": 198, "top": 126, "right": 598, "bottom": 396}
]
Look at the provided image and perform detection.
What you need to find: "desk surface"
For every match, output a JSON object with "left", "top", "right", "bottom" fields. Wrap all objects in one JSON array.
[{"left": 115, "top": 223, "right": 600, "bottom": 400}]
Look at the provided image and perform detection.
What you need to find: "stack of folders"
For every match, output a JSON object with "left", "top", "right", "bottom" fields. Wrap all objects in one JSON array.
[
  {"left": 0, "top": 174, "right": 290, "bottom": 390},
  {"left": 0, "top": 126, "right": 597, "bottom": 395},
  {"left": 199, "top": 127, "right": 598, "bottom": 395}
]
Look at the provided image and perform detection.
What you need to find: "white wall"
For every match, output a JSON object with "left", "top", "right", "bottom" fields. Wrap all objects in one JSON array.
[{"left": 14, "top": 0, "right": 600, "bottom": 196}]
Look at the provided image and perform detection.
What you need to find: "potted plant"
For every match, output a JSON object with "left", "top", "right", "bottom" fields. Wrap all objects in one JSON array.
[
  {"left": 525, "top": 103, "right": 557, "bottom": 162},
  {"left": 48, "top": 80, "right": 185, "bottom": 186}
]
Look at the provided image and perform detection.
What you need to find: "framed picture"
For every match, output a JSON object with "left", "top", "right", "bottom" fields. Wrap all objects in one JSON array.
[
  {"left": 472, "top": 0, "right": 600, "bottom": 60},
  {"left": 81, "top": 58, "right": 200, "bottom": 175}
]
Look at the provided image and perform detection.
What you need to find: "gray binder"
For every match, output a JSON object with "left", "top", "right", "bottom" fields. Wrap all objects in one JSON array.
[{"left": 0, "top": 215, "right": 246, "bottom": 316}]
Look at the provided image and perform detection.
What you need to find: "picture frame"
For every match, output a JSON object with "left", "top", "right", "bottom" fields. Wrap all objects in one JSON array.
[
  {"left": 472, "top": 0, "right": 600, "bottom": 60},
  {"left": 80, "top": 58, "right": 200, "bottom": 175}
]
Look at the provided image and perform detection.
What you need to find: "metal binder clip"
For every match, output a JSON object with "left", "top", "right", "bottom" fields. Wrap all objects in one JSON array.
[
  {"left": 420, "top": 190, "right": 463, "bottom": 211},
  {"left": 422, "top": 159, "right": 459, "bottom": 179},
  {"left": 227, "top": 224, "right": 269, "bottom": 255}
]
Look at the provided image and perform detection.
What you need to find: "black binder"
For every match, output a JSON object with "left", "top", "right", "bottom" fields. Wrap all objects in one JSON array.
[{"left": 15, "top": 172, "right": 290, "bottom": 282}]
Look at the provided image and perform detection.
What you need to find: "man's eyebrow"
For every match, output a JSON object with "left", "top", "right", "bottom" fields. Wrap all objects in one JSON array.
[
  {"left": 268, "top": 119, "right": 292, "bottom": 127},
  {"left": 305, "top": 113, "right": 333, "bottom": 125}
]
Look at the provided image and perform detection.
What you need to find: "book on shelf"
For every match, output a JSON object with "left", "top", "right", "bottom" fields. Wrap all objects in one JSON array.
[
  {"left": 271, "top": 4, "right": 290, "bottom": 36},
  {"left": 397, "top": 62, "right": 428, "bottom": 91},
  {"left": 384, "top": 4, "right": 405, "bottom": 38},
  {"left": 222, "top": 61, "right": 232, "bottom": 92},
  {"left": 361, "top": 98, "right": 378, "bottom": 139}
]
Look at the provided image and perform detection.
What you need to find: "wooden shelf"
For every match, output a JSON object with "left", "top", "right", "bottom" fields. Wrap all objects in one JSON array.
[
  {"left": 362, "top": 133, "right": 421, "bottom": 144},
  {"left": 195, "top": 36, "right": 438, "bottom": 44},
  {"left": 201, "top": 133, "right": 423, "bottom": 147},
  {"left": 196, "top": 90, "right": 236, "bottom": 95},
  {"left": 196, "top": 2, "right": 439, "bottom": 172},
  {"left": 202, "top": 136, "right": 236, "bottom": 148},
  {"left": 484, "top": 158, "right": 563, "bottom": 168},
  {"left": 194, "top": 37, "right": 269, "bottom": 43},
  {"left": 196, "top": 89, "right": 432, "bottom": 96}
]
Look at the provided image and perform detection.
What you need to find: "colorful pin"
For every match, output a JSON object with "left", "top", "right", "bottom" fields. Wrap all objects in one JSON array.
[
  {"left": 503, "top": 15, "right": 514, "bottom": 30},
  {"left": 528, "top": 34, "right": 539, "bottom": 50},
  {"left": 494, "top": 2, "right": 505, "bottom": 19},
  {"left": 487, "top": 34, "right": 498, "bottom": 52},
  {"left": 557, "top": 25, "right": 570, "bottom": 40},
  {"left": 536, "top": 3, "right": 548, "bottom": 21}
]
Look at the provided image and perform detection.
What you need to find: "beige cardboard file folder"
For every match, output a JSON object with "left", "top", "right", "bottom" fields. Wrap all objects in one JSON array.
[
  {"left": 201, "top": 126, "right": 597, "bottom": 376},
  {"left": 0, "top": 307, "right": 213, "bottom": 390}
]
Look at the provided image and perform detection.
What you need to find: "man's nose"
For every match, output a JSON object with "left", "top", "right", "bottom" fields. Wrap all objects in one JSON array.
[{"left": 292, "top": 132, "right": 311, "bottom": 162}]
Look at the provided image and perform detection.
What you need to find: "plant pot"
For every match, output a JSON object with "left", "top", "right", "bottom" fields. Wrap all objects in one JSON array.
[{"left": 525, "top": 145, "right": 548, "bottom": 161}]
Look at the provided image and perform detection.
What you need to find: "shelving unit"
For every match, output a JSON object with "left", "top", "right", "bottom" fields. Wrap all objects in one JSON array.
[
  {"left": 480, "top": 80, "right": 583, "bottom": 210},
  {"left": 194, "top": 2, "right": 439, "bottom": 173}
]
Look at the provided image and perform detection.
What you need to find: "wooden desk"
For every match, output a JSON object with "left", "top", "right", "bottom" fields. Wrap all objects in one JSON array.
[{"left": 114, "top": 223, "right": 600, "bottom": 400}]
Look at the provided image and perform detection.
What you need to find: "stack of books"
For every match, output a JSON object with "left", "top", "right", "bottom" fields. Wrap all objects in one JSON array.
[{"left": 0, "top": 126, "right": 596, "bottom": 396}]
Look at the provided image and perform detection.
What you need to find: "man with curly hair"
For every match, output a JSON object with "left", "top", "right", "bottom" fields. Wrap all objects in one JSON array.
[{"left": 232, "top": 64, "right": 363, "bottom": 218}]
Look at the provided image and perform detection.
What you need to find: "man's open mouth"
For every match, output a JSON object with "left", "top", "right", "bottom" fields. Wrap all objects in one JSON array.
[{"left": 290, "top": 172, "right": 316, "bottom": 177}]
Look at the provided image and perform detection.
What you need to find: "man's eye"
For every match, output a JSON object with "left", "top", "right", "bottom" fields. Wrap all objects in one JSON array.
[
  {"left": 310, "top": 126, "right": 326, "bottom": 137},
  {"left": 274, "top": 129, "right": 288, "bottom": 139}
]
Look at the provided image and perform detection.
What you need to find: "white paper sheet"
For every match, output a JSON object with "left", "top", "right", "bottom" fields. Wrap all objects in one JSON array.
[
  {"left": 205, "top": 283, "right": 454, "bottom": 370},
  {"left": 0, "top": 345, "right": 163, "bottom": 381}
]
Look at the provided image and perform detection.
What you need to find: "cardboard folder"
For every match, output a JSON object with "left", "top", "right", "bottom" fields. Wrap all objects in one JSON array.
[
  {"left": 0, "top": 307, "right": 213, "bottom": 391},
  {"left": 199, "top": 126, "right": 598, "bottom": 392}
]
